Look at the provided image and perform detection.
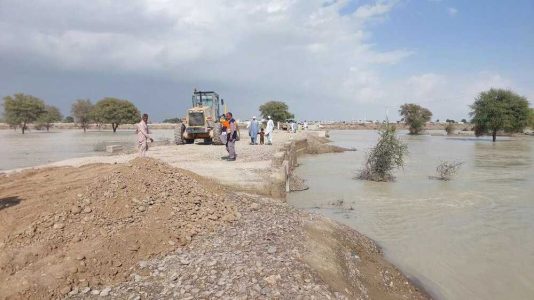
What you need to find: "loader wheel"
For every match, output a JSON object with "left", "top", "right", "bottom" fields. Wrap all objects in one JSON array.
[
  {"left": 185, "top": 139, "right": 195, "bottom": 144},
  {"left": 174, "top": 123, "right": 185, "bottom": 145},
  {"left": 212, "top": 123, "right": 223, "bottom": 145}
]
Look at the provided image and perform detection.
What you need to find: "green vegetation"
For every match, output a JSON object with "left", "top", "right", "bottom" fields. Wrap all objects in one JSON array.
[
  {"left": 71, "top": 99, "right": 94, "bottom": 132},
  {"left": 37, "top": 105, "right": 63, "bottom": 131},
  {"left": 259, "top": 101, "right": 294, "bottom": 123},
  {"left": 470, "top": 88, "right": 530, "bottom": 142},
  {"left": 399, "top": 103, "right": 432, "bottom": 135},
  {"left": 2, "top": 93, "right": 45, "bottom": 134},
  {"left": 63, "top": 116, "right": 74, "bottom": 123},
  {"left": 162, "top": 117, "right": 182, "bottom": 123},
  {"left": 431, "top": 161, "right": 464, "bottom": 181},
  {"left": 358, "top": 124, "right": 408, "bottom": 182},
  {"left": 528, "top": 108, "right": 534, "bottom": 129},
  {"left": 92, "top": 98, "right": 140, "bottom": 132}
]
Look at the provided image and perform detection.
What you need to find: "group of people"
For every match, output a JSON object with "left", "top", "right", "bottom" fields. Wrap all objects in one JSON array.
[
  {"left": 134, "top": 113, "right": 276, "bottom": 162},
  {"left": 247, "top": 115, "right": 274, "bottom": 145}
]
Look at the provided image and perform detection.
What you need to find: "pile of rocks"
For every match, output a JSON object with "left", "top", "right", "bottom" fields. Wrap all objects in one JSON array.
[
  {"left": 74, "top": 193, "right": 343, "bottom": 299},
  {"left": 1, "top": 158, "right": 239, "bottom": 298}
]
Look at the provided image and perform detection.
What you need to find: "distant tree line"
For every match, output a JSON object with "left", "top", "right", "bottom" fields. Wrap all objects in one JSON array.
[
  {"left": 398, "top": 88, "right": 531, "bottom": 141},
  {"left": 1, "top": 93, "right": 141, "bottom": 133}
]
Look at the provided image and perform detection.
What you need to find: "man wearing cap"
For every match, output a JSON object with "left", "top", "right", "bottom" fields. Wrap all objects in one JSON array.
[
  {"left": 248, "top": 116, "right": 259, "bottom": 145},
  {"left": 265, "top": 116, "right": 274, "bottom": 145}
]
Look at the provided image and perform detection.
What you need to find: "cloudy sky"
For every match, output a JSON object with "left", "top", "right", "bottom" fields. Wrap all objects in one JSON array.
[{"left": 1, "top": 0, "right": 533, "bottom": 121}]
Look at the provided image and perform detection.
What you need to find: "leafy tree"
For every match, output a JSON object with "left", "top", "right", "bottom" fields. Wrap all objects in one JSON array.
[
  {"left": 2, "top": 93, "right": 45, "bottom": 134},
  {"left": 358, "top": 124, "right": 408, "bottom": 182},
  {"left": 469, "top": 88, "right": 529, "bottom": 142},
  {"left": 399, "top": 103, "right": 432, "bottom": 134},
  {"left": 461, "top": 118, "right": 467, "bottom": 123},
  {"left": 63, "top": 116, "right": 74, "bottom": 123},
  {"left": 162, "top": 117, "right": 182, "bottom": 123},
  {"left": 259, "top": 101, "right": 294, "bottom": 123},
  {"left": 528, "top": 108, "right": 534, "bottom": 129},
  {"left": 92, "top": 97, "right": 140, "bottom": 132},
  {"left": 37, "top": 105, "right": 63, "bottom": 131},
  {"left": 71, "top": 99, "right": 94, "bottom": 132}
]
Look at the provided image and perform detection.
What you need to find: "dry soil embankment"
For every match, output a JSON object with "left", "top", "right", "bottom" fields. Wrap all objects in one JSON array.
[{"left": 0, "top": 131, "right": 430, "bottom": 299}]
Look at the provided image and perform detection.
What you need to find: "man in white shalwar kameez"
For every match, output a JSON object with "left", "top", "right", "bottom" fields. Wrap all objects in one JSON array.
[{"left": 136, "top": 114, "right": 153, "bottom": 157}]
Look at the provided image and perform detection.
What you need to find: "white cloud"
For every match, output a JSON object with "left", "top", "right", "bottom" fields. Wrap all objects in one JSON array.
[
  {"left": 448, "top": 7, "right": 458, "bottom": 16},
  {"left": 354, "top": 2, "right": 396, "bottom": 20},
  {"left": 2, "top": 0, "right": 526, "bottom": 121},
  {"left": 0, "top": 0, "right": 408, "bottom": 112}
]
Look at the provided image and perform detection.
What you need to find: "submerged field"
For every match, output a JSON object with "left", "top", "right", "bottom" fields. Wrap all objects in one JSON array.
[{"left": 289, "top": 130, "right": 534, "bottom": 300}]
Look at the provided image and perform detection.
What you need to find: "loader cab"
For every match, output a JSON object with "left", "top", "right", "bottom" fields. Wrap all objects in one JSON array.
[{"left": 192, "top": 90, "right": 222, "bottom": 119}]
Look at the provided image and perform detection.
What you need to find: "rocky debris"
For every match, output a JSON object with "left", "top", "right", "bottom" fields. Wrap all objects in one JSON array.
[
  {"left": 71, "top": 192, "right": 428, "bottom": 300},
  {"left": 289, "top": 174, "right": 309, "bottom": 192},
  {"left": 74, "top": 193, "right": 344, "bottom": 299},
  {"left": 0, "top": 158, "right": 238, "bottom": 299}
]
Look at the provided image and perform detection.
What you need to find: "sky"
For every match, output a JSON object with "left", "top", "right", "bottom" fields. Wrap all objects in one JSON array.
[{"left": 0, "top": 0, "right": 533, "bottom": 122}]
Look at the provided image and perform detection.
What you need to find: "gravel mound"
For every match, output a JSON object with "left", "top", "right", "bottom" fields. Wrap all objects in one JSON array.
[{"left": 0, "top": 158, "right": 238, "bottom": 299}]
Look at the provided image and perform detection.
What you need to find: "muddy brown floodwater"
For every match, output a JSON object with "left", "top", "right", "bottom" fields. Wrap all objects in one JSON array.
[{"left": 289, "top": 130, "right": 534, "bottom": 300}]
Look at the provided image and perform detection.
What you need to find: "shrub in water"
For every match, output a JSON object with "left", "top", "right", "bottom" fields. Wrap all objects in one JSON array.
[
  {"left": 431, "top": 161, "right": 464, "bottom": 181},
  {"left": 358, "top": 124, "right": 408, "bottom": 182}
]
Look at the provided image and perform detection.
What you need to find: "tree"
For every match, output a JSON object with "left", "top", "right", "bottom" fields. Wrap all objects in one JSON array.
[
  {"left": 259, "top": 101, "right": 294, "bottom": 123},
  {"left": 469, "top": 88, "right": 530, "bottom": 142},
  {"left": 2, "top": 93, "right": 45, "bottom": 134},
  {"left": 37, "top": 105, "right": 63, "bottom": 131},
  {"left": 92, "top": 97, "right": 140, "bottom": 132},
  {"left": 358, "top": 124, "right": 408, "bottom": 182},
  {"left": 63, "top": 116, "right": 74, "bottom": 123},
  {"left": 162, "top": 117, "right": 182, "bottom": 123},
  {"left": 528, "top": 108, "right": 534, "bottom": 129},
  {"left": 71, "top": 99, "right": 94, "bottom": 132},
  {"left": 461, "top": 118, "right": 467, "bottom": 123},
  {"left": 399, "top": 103, "right": 432, "bottom": 134}
]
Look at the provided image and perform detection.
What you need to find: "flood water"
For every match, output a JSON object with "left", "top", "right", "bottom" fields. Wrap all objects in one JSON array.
[
  {"left": 0, "top": 129, "right": 174, "bottom": 170},
  {"left": 288, "top": 130, "right": 534, "bottom": 300}
]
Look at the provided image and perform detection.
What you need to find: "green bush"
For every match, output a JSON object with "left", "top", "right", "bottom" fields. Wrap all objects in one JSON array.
[{"left": 358, "top": 124, "right": 408, "bottom": 182}]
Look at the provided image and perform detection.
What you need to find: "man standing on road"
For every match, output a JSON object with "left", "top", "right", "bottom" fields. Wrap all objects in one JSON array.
[
  {"left": 226, "top": 112, "right": 237, "bottom": 161},
  {"left": 265, "top": 116, "right": 274, "bottom": 145},
  {"left": 136, "top": 113, "right": 154, "bottom": 157},
  {"left": 248, "top": 116, "right": 259, "bottom": 145}
]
